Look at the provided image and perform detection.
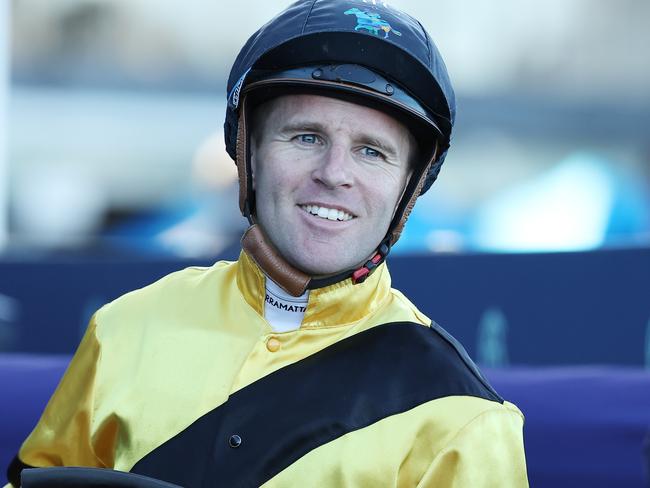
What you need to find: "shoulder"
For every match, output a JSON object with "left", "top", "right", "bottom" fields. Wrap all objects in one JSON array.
[
  {"left": 428, "top": 320, "right": 503, "bottom": 402},
  {"left": 366, "top": 321, "right": 503, "bottom": 404},
  {"left": 376, "top": 274, "right": 497, "bottom": 402},
  {"left": 94, "top": 259, "right": 237, "bottom": 335},
  {"left": 376, "top": 286, "right": 432, "bottom": 326},
  {"left": 365, "top": 323, "right": 526, "bottom": 479},
  {"left": 100, "top": 260, "right": 234, "bottom": 310}
]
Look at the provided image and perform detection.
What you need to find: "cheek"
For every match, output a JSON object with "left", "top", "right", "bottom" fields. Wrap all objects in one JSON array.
[
  {"left": 255, "top": 161, "right": 304, "bottom": 208},
  {"left": 258, "top": 147, "right": 315, "bottom": 191},
  {"left": 254, "top": 148, "right": 284, "bottom": 192},
  {"left": 360, "top": 185, "right": 400, "bottom": 226},
  {"left": 358, "top": 159, "right": 409, "bottom": 192},
  {"left": 367, "top": 171, "right": 407, "bottom": 208}
]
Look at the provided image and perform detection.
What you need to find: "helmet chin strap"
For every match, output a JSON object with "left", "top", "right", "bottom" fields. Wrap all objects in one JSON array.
[
  {"left": 236, "top": 94, "right": 437, "bottom": 297},
  {"left": 241, "top": 222, "right": 311, "bottom": 297},
  {"left": 241, "top": 219, "right": 392, "bottom": 297}
]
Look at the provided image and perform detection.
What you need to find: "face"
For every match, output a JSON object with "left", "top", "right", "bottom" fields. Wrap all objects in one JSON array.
[{"left": 251, "top": 94, "right": 414, "bottom": 276}]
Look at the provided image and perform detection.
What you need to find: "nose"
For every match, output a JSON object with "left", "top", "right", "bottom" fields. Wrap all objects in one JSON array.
[{"left": 311, "top": 144, "right": 353, "bottom": 189}]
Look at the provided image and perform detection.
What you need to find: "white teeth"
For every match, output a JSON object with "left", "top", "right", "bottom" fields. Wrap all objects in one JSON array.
[{"left": 301, "top": 205, "right": 354, "bottom": 222}]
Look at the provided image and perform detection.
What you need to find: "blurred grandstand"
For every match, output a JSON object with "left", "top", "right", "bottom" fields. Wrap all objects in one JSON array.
[{"left": 1, "top": 0, "right": 649, "bottom": 257}]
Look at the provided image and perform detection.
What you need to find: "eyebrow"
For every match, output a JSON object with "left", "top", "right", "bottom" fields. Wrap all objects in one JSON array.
[
  {"left": 279, "top": 121, "right": 328, "bottom": 136},
  {"left": 279, "top": 120, "right": 400, "bottom": 159},
  {"left": 358, "top": 135, "right": 398, "bottom": 159}
]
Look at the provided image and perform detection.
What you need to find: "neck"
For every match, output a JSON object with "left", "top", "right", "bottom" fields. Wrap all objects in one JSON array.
[
  {"left": 237, "top": 249, "right": 392, "bottom": 329},
  {"left": 241, "top": 223, "right": 389, "bottom": 297}
]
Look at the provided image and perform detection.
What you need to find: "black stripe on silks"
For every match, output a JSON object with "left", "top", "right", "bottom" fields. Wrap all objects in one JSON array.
[
  {"left": 6, "top": 455, "right": 34, "bottom": 487},
  {"left": 131, "top": 321, "right": 502, "bottom": 488}
]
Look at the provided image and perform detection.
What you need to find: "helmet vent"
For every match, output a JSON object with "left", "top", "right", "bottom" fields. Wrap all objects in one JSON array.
[{"left": 311, "top": 64, "right": 394, "bottom": 96}]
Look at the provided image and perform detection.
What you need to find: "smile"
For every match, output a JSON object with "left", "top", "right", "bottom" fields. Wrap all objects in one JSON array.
[{"left": 299, "top": 204, "right": 355, "bottom": 222}]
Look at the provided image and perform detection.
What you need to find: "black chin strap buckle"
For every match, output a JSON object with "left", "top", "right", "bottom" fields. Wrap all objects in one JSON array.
[{"left": 351, "top": 241, "right": 391, "bottom": 285}]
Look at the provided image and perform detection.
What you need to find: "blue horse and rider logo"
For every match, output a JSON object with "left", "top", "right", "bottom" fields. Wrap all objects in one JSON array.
[{"left": 344, "top": 7, "right": 402, "bottom": 39}]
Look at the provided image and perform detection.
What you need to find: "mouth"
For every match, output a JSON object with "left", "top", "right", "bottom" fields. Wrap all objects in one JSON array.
[{"left": 299, "top": 204, "right": 356, "bottom": 222}]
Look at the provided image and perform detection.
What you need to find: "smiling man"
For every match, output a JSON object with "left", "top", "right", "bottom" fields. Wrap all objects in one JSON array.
[
  {"left": 251, "top": 94, "right": 414, "bottom": 276},
  {"left": 6, "top": 1, "right": 528, "bottom": 487}
]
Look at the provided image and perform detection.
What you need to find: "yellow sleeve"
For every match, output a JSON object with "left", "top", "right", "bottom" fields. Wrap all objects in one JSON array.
[
  {"left": 16, "top": 314, "right": 116, "bottom": 470},
  {"left": 417, "top": 402, "right": 529, "bottom": 487}
]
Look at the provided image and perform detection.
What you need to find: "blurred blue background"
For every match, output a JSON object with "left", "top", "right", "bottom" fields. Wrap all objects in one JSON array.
[
  {"left": 0, "top": 0, "right": 648, "bottom": 363},
  {"left": 2, "top": 0, "right": 649, "bottom": 259}
]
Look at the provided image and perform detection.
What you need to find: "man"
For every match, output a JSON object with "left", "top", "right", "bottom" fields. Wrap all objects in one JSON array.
[{"left": 6, "top": 1, "right": 528, "bottom": 486}]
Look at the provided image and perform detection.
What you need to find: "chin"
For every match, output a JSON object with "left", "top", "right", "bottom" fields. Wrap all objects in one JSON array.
[
  {"left": 271, "top": 232, "right": 373, "bottom": 277},
  {"left": 289, "top": 257, "right": 337, "bottom": 276},
  {"left": 288, "top": 251, "right": 367, "bottom": 278}
]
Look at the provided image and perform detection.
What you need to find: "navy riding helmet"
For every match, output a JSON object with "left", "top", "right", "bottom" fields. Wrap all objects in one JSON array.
[{"left": 224, "top": 0, "right": 456, "bottom": 290}]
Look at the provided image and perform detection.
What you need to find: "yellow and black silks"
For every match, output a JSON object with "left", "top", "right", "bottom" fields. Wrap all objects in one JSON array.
[{"left": 7, "top": 252, "right": 528, "bottom": 487}]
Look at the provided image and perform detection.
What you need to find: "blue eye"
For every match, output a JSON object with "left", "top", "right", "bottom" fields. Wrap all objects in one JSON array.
[
  {"left": 361, "top": 147, "right": 383, "bottom": 159},
  {"left": 298, "top": 134, "right": 318, "bottom": 144}
]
